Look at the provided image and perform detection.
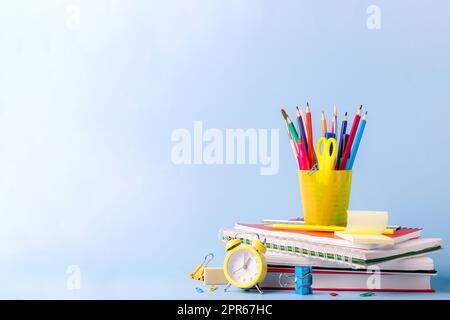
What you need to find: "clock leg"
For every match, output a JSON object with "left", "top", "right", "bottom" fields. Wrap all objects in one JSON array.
[
  {"left": 224, "top": 283, "right": 231, "bottom": 292},
  {"left": 255, "top": 284, "right": 263, "bottom": 295}
]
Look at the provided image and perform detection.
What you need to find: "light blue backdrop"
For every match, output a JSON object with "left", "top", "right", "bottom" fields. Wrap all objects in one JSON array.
[{"left": 0, "top": 0, "right": 449, "bottom": 299}]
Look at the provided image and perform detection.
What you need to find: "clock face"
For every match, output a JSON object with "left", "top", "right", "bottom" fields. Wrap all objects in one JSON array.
[{"left": 226, "top": 248, "right": 260, "bottom": 285}]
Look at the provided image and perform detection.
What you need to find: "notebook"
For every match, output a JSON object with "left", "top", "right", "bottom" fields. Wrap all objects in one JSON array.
[
  {"left": 265, "top": 252, "right": 436, "bottom": 272},
  {"left": 262, "top": 265, "right": 436, "bottom": 292},
  {"left": 235, "top": 223, "right": 421, "bottom": 250},
  {"left": 221, "top": 228, "right": 441, "bottom": 267}
]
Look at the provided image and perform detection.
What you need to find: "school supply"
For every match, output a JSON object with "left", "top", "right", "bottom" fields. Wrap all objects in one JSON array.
[
  {"left": 316, "top": 137, "right": 337, "bottom": 172},
  {"left": 271, "top": 223, "right": 394, "bottom": 235},
  {"left": 335, "top": 211, "right": 394, "bottom": 245},
  {"left": 281, "top": 108, "right": 299, "bottom": 144},
  {"left": 265, "top": 252, "right": 436, "bottom": 272},
  {"left": 189, "top": 253, "right": 214, "bottom": 281},
  {"left": 204, "top": 267, "right": 228, "bottom": 285},
  {"left": 345, "top": 112, "right": 367, "bottom": 170},
  {"left": 296, "top": 107, "right": 309, "bottom": 158},
  {"left": 223, "top": 236, "right": 268, "bottom": 294},
  {"left": 299, "top": 169, "right": 352, "bottom": 226},
  {"left": 282, "top": 110, "right": 300, "bottom": 167},
  {"left": 208, "top": 285, "right": 218, "bottom": 292},
  {"left": 321, "top": 111, "right": 327, "bottom": 137},
  {"left": 339, "top": 105, "right": 363, "bottom": 170},
  {"left": 335, "top": 112, "right": 348, "bottom": 170},
  {"left": 297, "top": 138, "right": 310, "bottom": 170},
  {"left": 263, "top": 265, "right": 436, "bottom": 292},
  {"left": 294, "top": 266, "right": 313, "bottom": 295},
  {"left": 221, "top": 226, "right": 441, "bottom": 267},
  {"left": 233, "top": 223, "right": 419, "bottom": 249},
  {"left": 333, "top": 105, "right": 338, "bottom": 136},
  {"left": 305, "top": 103, "right": 316, "bottom": 168}
]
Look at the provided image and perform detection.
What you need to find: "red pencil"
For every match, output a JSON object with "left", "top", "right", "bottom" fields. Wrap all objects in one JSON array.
[
  {"left": 305, "top": 102, "right": 315, "bottom": 168},
  {"left": 339, "top": 105, "right": 363, "bottom": 170}
]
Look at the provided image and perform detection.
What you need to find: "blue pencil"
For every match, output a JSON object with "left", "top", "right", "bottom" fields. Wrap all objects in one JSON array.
[
  {"left": 335, "top": 112, "right": 348, "bottom": 170},
  {"left": 346, "top": 112, "right": 367, "bottom": 170}
]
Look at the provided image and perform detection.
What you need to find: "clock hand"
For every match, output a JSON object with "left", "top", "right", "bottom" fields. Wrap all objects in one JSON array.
[{"left": 232, "top": 266, "right": 244, "bottom": 274}]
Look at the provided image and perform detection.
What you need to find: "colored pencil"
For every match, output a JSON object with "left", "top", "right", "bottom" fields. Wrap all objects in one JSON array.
[
  {"left": 305, "top": 102, "right": 315, "bottom": 168},
  {"left": 346, "top": 112, "right": 367, "bottom": 170},
  {"left": 281, "top": 109, "right": 299, "bottom": 144},
  {"left": 339, "top": 105, "right": 363, "bottom": 170},
  {"left": 321, "top": 111, "right": 327, "bottom": 137},
  {"left": 333, "top": 105, "right": 338, "bottom": 136},
  {"left": 296, "top": 107, "right": 309, "bottom": 158},
  {"left": 271, "top": 223, "right": 394, "bottom": 235},
  {"left": 298, "top": 139, "right": 310, "bottom": 170},
  {"left": 282, "top": 117, "right": 300, "bottom": 168},
  {"left": 335, "top": 112, "right": 348, "bottom": 170}
]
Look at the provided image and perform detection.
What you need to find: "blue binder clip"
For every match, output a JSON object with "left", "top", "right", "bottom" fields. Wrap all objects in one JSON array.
[{"left": 295, "top": 266, "right": 313, "bottom": 295}]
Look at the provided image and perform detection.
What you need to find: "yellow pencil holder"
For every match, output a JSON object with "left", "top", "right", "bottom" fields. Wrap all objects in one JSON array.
[{"left": 298, "top": 170, "right": 352, "bottom": 227}]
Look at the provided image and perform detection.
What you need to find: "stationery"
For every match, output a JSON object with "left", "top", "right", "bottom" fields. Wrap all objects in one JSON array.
[
  {"left": 334, "top": 211, "right": 395, "bottom": 245},
  {"left": 339, "top": 105, "right": 363, "bottom": 170},
  {"left": 345, "top": 112, "right": 367, "bottom": 170}
]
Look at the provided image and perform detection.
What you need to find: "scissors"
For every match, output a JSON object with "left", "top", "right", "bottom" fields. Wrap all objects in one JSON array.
[{"left": 316, "top": 137, "right": 337, "bottom": 172}]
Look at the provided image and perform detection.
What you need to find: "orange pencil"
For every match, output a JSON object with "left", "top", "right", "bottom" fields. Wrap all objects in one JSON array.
[
  {"left": 321, "top": 111, "right": 327, "bottom": 137},
  {"left": 305, "top": 102, "right": 315, "bottom": 167}
]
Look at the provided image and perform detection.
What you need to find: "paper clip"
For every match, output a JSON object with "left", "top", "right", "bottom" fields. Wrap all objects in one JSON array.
[
  {"left": 307, "top": 163, "right": 318, "bottom": 176},
  {"left": 189, "top": 253, "right": 214, "bottom": 281}
]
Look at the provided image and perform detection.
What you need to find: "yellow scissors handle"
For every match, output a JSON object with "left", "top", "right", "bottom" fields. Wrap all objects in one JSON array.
[{"left": 316, "top": 137, "right": 337, "bottom": 171}]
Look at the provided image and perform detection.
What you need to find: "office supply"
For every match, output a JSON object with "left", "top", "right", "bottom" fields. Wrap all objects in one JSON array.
[
  {"left": 282, "top": 113, "right": 300, "bottom": 168},
  {"left": 189, "top": 253, "right": 214, "bottom": 281},
  {"left": 296, "top": 107, "right": 309, "bottom": 158},
  {"left": 265, "top": 252, "right": 436, "bottom": 272},
  {"left": 305, "top": 103, "right": 316, "bottom": 168},
  {"left": 281, "top": 108, "right": 299, "bottom": 143},
  {"left": 321, "top": 111, "right": 327, "bottom": 137},
  {"left": 262, "top": 265, "right": 436, "bottom": 292},
  {"left": 360, "top": 292, "right": 375, "bottom": 297},
  {"left": 333, "top": 105, "right": 338, "bottom": 136},
  {"left": 316, "top": 137, "right": 337, "bottom": 172},
  {"left": 346, "top": 112, "right": 367, "bottom": 170},
  {"left": 204, "top": 267, "right": 228, "bottom": 285},
  {"left": 335, "top": 211, "right": 394, "bottom": 245},
  {"left": 261, "top": 218, "right": 305, "bottom": 225},
  {"left": 223, "top": 237, "right": 268, "bottom": 294},
  {"left": 339, "top": 105, "right": 362, "bottom": 170},
  {"left": 195, "top": 287, "right": 204, "bottom": 293},
  {"left": 295, "top": 266, "right": 313, "bottom": 295},
  {"left": 324, "top": 133, "right": 336, "bottom": 155},
  {"left": 208, "top": 285, "right": 218, "bottom": 292},
  {"left": 222, "top": 226, "right": 440, "bottom": 266},
  {"left": 297, "top": 139, "right": 310, "bottom": 170},
  {"left": 271, "top": 223, "right": 394, "bottom": 235},
  {"left": 335, "top": 112, "right": 348, "bottom": 170}
]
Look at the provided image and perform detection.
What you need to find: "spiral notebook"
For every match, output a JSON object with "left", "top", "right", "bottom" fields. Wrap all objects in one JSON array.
[{"left": 221, "top": 227, "right": 441, "bottom": 267}]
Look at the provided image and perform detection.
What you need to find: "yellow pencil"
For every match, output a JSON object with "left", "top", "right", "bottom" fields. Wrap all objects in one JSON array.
[{"left": 271, "top": 224, "right": 395, "bottom": 235}]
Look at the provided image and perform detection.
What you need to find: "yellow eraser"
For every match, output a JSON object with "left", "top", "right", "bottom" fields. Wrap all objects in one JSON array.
[{"left": 204, "top": 267, "right": 227, "bottom": 285}]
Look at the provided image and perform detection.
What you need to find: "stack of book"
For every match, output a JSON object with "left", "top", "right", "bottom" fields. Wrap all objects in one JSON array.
[{"left": 221, "top": 219, "right": 442, "bottom": 292}]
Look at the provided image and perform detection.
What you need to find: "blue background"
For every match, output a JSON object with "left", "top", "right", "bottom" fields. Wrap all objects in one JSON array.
[{"left": 0, "top": 0, "right": 449, "bottom": 299}]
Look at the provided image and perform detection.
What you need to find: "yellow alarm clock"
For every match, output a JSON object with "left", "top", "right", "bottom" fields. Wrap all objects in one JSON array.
[{"left": 223, "top": 237, "right": 267, "bottom": 294}]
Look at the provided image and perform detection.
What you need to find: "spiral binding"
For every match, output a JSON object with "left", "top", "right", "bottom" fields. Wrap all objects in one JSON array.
[{"left": 221, "top": 229, "right": 361, "bottom": 268}]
